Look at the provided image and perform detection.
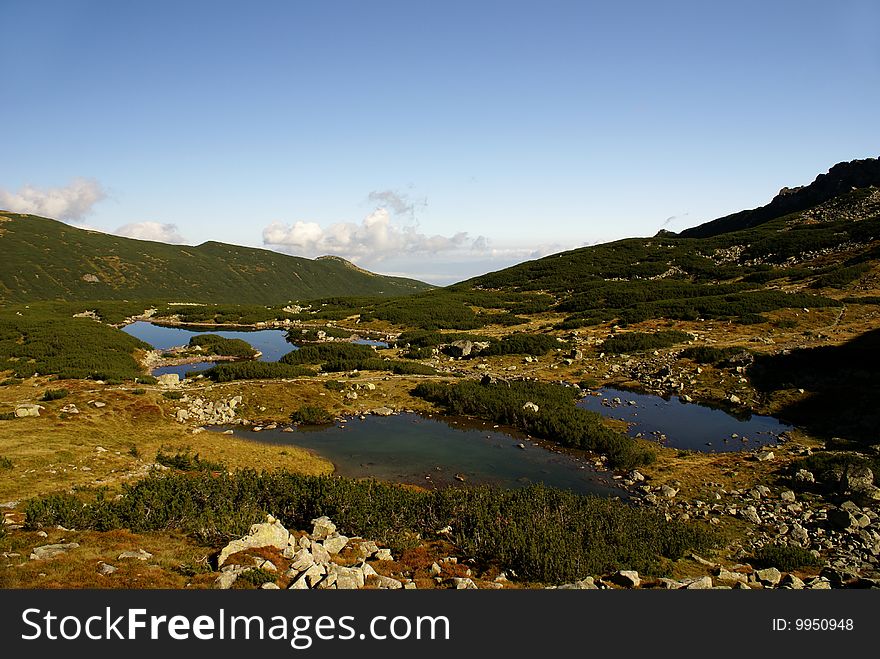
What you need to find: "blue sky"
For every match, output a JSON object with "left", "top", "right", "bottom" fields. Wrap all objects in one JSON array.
[{"left": 1, "top": 0, "right": 878, "bottom": 283}]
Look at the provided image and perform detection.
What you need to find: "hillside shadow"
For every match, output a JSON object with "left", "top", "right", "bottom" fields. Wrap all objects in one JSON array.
[{"left": 749, "top": 329, "right": 880, "bottom": 444}]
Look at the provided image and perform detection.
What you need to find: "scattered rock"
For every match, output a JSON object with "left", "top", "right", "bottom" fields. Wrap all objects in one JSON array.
[
  {"left": 452, "top": 577, "right": 478, "bottom": 589},
  {"left": 755, "top": 567, "right": 782, "bottom": 586},
  {"left": 659, "top": 485, "right": 678, "bottom": 499},
  {"left": 684, "top": 575, "right": 713, "bottom": 589},
  {"left": 98, "top": 562, "right": 118, "bottom": 576},
  {"left": 156, "top": 374, "right": 180, "bottom": 388},
  {"left": 29, "top": 543, "right": 79, "bottom": 561},
  {"left": 218, "top": 516, "right": 291, "bottom": 566},
  {"left": 117, "top": 549, "right": 153, "bottom": 561},
  {"left": 322, "top": 534, "right": 349, "bottom": 555},
  {"left": 14, "top": 404, "right": 43, "bottom": 418},
  {"left": 611, "top": 570, "right": 640, "bottom": 588}
]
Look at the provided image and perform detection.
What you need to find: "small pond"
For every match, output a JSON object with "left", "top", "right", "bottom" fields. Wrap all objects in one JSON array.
[
  {"left": 578, "top": 387, "right": 792, "bottom": 452},
  {"left": 220, "top": 413, "right": 626, "bottom": 497},
  {"left": 122, "top": 321, "right": 388, "bottom": 378}
]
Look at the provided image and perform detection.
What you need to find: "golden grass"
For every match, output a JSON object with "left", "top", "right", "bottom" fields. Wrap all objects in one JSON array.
[{"left": 0, "top": 378, "right": 332, "bottom": 502}]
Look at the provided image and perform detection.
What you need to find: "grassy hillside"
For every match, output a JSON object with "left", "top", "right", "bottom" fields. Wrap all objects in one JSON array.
[{"left": 0, "top": 213, "right": 432, "bottom": 303}]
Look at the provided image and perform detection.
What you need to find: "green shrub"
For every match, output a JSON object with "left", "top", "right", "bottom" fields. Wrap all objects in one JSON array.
[
  {"left": 187, "top": 334, "right": 257, "bottom": 359},
  {"left": 0, "top": 456, "right": 13, "bottom": 470},
  {"left": 323, "top": 380, "right": 346, "bottom": 392},
  {"left": 132, "top": 388, "right": 147, "bottom": 395},
  {"left": 290, "top": 405, "right": 333, "bottom": 425},
  {"left": 602, "top": 331, "right": 691, "bottom": 354},
  {"left": 0, "top": 313, "right": 149, "bottom": 381},
  {"left": 162, "top": 391, "right": 184, "bottom": 400},
  {"left": 155, "top": 450, "right": 225, "bottom": 472},
  {"left": 401, "top": 346, "right": 435, "bottom": 359},
  {"left": 0, "top": 378, "right": 23, "bottom": 386},
  {"left": 751, "top": 545, "right": 822, "bottom": 571},
  {"left": 413, "top": 380, "right": 654, "bottom": 470},
  {"left": 280, "top": 342, "right": 376, "bottom": 365},
  {"left": 40, "top": 388, "right": 69, "bottom": 401},
  {"left": 679, "top": 346, "right": 747, "bottom": 365},
  {"left": 810, "top": 263, "right": 870, "bottom": 289},
  {"left": 235, "top": 567, "right": 277, "bottom": 588},
  {"left": 22, "top": 471, "right": 716, "bottom": 584},
  {"left": 0, "top": 412, "right": 15, "bottom": 421},
  {"left": 197, "top": 362, "right": 314, "bottom": 382}
]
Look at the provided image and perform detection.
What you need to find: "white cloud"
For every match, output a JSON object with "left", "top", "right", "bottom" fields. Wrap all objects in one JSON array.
[
  {"left": 263, "top": 208, "right": 486, "bottom": 264},
  {"left": 114, "top": 221, "right": 188, "bottom": 244},
  {"left": 366, "top": 189, "right": 425, "bottom": 218},
  {"left": 0, "top": 178, "right": 106, "bottom": 221}
]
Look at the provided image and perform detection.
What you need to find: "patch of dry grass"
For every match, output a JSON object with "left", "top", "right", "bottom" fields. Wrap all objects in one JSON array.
[{"left": 0, "top": 378, "right": 332, "bottom": 501}]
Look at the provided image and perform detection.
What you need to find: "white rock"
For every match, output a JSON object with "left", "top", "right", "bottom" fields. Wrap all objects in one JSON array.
[{"left": 217, "top": 516, "right": 291, "bottom": 567}]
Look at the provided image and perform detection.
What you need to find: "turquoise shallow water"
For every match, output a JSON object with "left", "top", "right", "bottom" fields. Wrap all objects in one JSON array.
[{"left": 220, "top": 413, "right": 627, "bottom": 497}]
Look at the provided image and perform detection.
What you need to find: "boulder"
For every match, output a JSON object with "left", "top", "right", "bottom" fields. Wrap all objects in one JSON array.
[
  {"left": 288, "top": 548, "right": 315, "bottom": 573},
  {"left": 741, "top": 506, "right": 762, "bottom": 525},
  {"left": 309, "top": 541, "right": 331, "bottom": 565},
  {"left": 322, "top": 534, "right": 349, "bottom": 555},
  {"left": 659, "top": 485, "right": 678, "bottom": 499},
  {"left": 117, "top": 549, "right": 153, "bottom": 561},
  {"left": 29, "top": 543, "right": 79, "bottom": 560},
  {"left": 97, "top": 562, "right": 117, "bottom": 576},
  {"left": 354, "top": 540, "right": 379, "bottom": 560},
  {"left": 794, "top": 469, "right": 815, "bottom": 485},
  {"left": 453, "top": 577, "right": 478, "bottom": 589},
  {"left": 60, "top": 404, "right": 80, "bottom": 414},
  {"left": 780, "top": 574, "right": 805, "bottom": 590},
  {"left": 215, "top": 565, "right": 248, "bottom": 589},
  {"left": 684, "top": 576, "right": 713, "bottom": 589},
  {"left": 329, "top": 565, "right": 365, "bottom": 590},
  {"left": 373, "top": 575, "right": 403, "bottom": 589},
  {"left": 374, "top": 548, "right": 393, "bottom": 561},
  {"left": 156, "top": 374, "right": 180, "bottom": 388},
  {"left": 370, "top": 407, "right": 394, "bottom": 417},
  {"left": 310, "top": 516, "right": 337, "bottom": 540},
  {"left": 522, "top": 402, "right": 539, "bottom": 413},
  {"left": 14, "top": 404, "right": 43, "bottom": 418},
  {"left": 715, "top": 568, "right": 749, "bottom": 585},
  {"left": 842, "top": 464, "right": 875, "bottom": 494},
  {"left": 611, "top": 570, "right": 640, "bottom": 588},
  {"left": 218, "top": 516, "right": 291, "bottom": 567},
  {"left": 756, "top": 451, "right": 775, "bottom": 462},
  {"left": 755, "top": 567, "right": 782, "bottom": 586}
]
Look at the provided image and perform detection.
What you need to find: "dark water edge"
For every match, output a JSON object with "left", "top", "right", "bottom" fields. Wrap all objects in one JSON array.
[
  {"left": 215, "top": 413, "right": 627, "bottom": 498},
  {"left": 578, "top": 387, "right": 792, "bottom": 452}
]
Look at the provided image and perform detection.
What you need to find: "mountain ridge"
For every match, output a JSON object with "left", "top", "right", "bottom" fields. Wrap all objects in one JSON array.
[
  {"left": 678, "top": 156, "right": 880, "bottom": 239},
  {"left": 0, "top": 213, "right": 432, "bottom": 303}
]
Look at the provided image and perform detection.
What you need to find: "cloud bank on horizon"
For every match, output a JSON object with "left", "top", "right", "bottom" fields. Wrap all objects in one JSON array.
[{"left": 261, "top": 189, "right": 571, "bottom": 282}]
